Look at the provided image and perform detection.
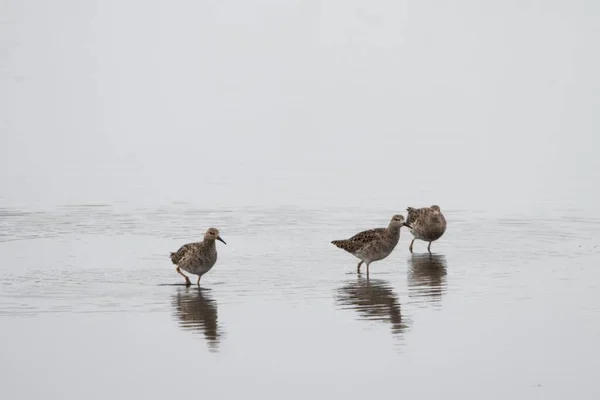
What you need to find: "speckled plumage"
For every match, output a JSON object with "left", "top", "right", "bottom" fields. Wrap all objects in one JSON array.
[
  {"left": 170, "top": 228, "right": 226, "bottom": 286},
  {"left": 406, "top": 205, "right": 447, "bottom": 253},
  {"left": 331, "top": 215, "right": 412, "bottom": 274}
]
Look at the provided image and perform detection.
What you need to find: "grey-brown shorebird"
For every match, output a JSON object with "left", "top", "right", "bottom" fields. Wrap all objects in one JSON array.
[
  {"left": 331, "top": 215, "right": 412, "bottom": 274},
  {"left": 170, "top": 228, "right": 226, "bottom": 286},
  {"left": 406, "top": 205, "right": 447, "bottom": 253}
]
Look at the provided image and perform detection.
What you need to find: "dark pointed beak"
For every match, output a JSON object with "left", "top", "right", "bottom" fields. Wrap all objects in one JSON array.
[
  {"left": 403, "top": 223, "right": 413, "bottom": 229},
  {"left": 217, "top": 236, "right": 226, "bottom": 245}
]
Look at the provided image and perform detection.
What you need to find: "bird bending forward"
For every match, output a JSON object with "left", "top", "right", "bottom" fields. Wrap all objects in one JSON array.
[
  {"left": 406, "top": 205, "right": 446, "bottom": 253},
  {"left": 331, "top": 215, "right": 412, "bottom": 274},
  {"left": 170, "top": 228, "right": 226, "bottom": 286}
]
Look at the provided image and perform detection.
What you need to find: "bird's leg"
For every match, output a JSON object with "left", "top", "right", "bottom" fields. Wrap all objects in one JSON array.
[
  {"left": 366, "top": 262, "right": 371, "bottom": 277},
  {"left": 427, "top": 242, "right": 432, "bottom": 254},
  {"left": 357, "top": 261, "right": 363, "bottom": 273},
  {"left": 176, "top": 267, "right": 192, "bottom": 286},
  {"left": 197, "top": 275, "right": 201, "bottom": 287},
  {"left": 409, "top": 239, "right": 415, "bottom": 253}
]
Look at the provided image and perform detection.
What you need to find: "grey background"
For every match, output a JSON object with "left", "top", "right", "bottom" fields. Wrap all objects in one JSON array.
[{"left": 1, "top": 0, "right": 598, "bottom": 211}]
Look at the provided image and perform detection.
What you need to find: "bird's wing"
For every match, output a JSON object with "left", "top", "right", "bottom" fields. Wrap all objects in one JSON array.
[
  {"left": 170, "top": 242, "right": 196, "bottom": 265},
  {"left": 347, "top": 227, "right": 386, "bottom": 243},
  {"left": 406, "top": 207, "right": 428, "bottom": 226},
  {"left": 332, "top": 228, "right": 385, "bottom": 253},
  {"left": 177, "top": 250, "right": 197, "bottom": 270}
]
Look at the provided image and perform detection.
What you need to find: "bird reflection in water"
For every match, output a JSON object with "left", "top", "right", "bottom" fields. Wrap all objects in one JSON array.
[
  {"left": 336, "top": 276, "right": 408, "bottom": 336},
  {"left": 407, "top": 254, "right": 448, "bottom": 306},
  {"left": 171, "top": 287, "right": 223, "bottom": 352}
]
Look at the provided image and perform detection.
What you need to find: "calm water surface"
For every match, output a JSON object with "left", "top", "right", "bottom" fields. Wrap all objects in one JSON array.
[{"left": 1, "top": 204, "right": 600, "bottom": 399}]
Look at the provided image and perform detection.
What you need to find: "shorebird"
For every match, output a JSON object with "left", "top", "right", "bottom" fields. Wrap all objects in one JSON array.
[
  {"left": 170, "top": 228, "right": 226, "bottom": 286},
  {"left": 406, "top": 205, "right": 447, "bottom": 253},
  {"left": 331, "top": 215, "right": 412, "bottom": 274}
]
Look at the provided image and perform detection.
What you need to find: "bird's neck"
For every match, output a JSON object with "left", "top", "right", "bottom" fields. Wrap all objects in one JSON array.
[
  {"left": 203, "top": 238, "right": 217, "bottom": 247},
  {"left": 387, "top": 225, "right": 401, "bottom": 238}
]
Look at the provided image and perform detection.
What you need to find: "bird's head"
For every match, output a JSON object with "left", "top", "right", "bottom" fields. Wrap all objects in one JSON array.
[
  {"left": 205, "top": 228, "right": 226, "bottom": 244},
  {"left": 390, "top": 214, "right": 412, "bottom": 229}
]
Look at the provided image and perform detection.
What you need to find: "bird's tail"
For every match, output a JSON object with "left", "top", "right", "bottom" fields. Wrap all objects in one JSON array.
[
  {"left": 331, "top": 240, "right": 346, "bottom": 248},
  {"left": 169, "top": 252, "right": 177, "bottom": 264},
  {"left": 406, "top": 207, "right": 418, "bottom": 223}
]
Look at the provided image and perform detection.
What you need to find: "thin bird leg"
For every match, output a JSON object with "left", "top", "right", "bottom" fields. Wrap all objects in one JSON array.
[
  {"left": 427, "top": 241, "right": 432, "bottom": 253},
  {"left": 409, "top": 239, "right": 415, "bottom": 253},
  {"left": 176, "top": 267, "right": 192, "bottom": 286},
  {"left": 357, "top": 261, "right": 364, "bottom": 273},
  {"left": 366, "top": 262, "right": 371, "bottom": 277},
  {"left": 197, "top": 275, "right": 201, "bottom": 287}
]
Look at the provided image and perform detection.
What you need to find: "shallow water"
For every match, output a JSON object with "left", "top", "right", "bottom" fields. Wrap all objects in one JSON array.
[{"left": 1, "top": 204, "right": 599, "bottom": 399}]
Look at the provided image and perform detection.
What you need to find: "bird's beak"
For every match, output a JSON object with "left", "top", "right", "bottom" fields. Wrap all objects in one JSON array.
[
  {"left": 403, "top": 223, "right": 413, "bottom": 229},
  {"left": 217, "top": 236, "right": 226, "bottom": 245}
]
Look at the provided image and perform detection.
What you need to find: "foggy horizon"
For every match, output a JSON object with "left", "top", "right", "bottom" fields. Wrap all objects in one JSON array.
[{"left": 2, "top": 1, "right": 598, "bottom": 211}]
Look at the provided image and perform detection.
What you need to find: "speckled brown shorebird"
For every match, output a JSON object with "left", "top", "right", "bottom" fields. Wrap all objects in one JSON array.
[
  {"left": 331, "top": 215, "right": 412, "bottom": 274},
  {"left": 170, "top": 228, "right": 226, "bottom": 286},
  {"left": 406, "top": 205, "right": 447, "bottom": 253}
]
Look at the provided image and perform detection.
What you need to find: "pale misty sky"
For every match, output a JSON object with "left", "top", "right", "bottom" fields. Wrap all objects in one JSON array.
[{"left": 1, "top": 0, "right": 599, "bottom": 212}]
